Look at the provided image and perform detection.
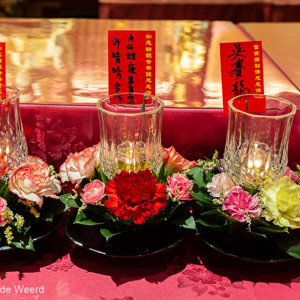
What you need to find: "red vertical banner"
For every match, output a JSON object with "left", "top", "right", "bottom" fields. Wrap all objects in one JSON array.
[
  {"left": 220, "top": 41, "right": 264, "bottom": 114},
  {"left": 0, "top": 43, "right": 6, "bottom": 99},
  {"left": 108, "top": 30, "right": 155, "bottom": 104}
]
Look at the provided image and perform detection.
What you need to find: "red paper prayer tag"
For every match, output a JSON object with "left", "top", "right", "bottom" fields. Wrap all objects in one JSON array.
[
  {"left": 108, "top": 30, "right": 155, "bottom": 104},
  {"left": 220, "top": 41, "right": 264, "bottom": 114},
  {"left": 0, "top": 43, "right": 6, "bottom": 99}
]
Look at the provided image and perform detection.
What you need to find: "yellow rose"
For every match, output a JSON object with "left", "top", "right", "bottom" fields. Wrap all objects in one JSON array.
[{"left": 261, "top": 176, "right": 300, "bottom": 228}]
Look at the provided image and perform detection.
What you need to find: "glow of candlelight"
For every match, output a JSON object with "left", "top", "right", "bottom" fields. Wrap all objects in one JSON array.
[
  {"left": 116, "top": 141, "right": 149, "bottom": 173},
  {"left": 241, "top": 141, "right": 274, "bottom": 189}
]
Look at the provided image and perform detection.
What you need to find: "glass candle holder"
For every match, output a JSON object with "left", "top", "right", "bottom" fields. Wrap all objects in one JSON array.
[
  {"left": 223, "top": 94, "right": 296, "bottom": 190},
  {"left": 97, "top": 93, "right": 164, "bottom": 179},
  {"left": 0, "top": 86, "right": 28, "bottom": 179}
]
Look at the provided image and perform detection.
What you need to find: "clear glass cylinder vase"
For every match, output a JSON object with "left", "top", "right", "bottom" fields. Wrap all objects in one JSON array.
[
  {"left": 0, "top": 86, "right": 28, "bottom": 179},
  {"left": 223, "top": 94, "right": 296, "bottom": 190},
  {"left": 97, "top": 93, "right": 164, "bottom": 179}
]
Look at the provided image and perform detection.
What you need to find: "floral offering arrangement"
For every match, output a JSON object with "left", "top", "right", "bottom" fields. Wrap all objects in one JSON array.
[
  {"left": 59, "top": 144, "right": 199, "bottom": 241},
  {"left": 191, "top": 151, "right": 300, "bottom": 259},
  {"left": 58, "top": 142, "right": 300, "bottom": 259},
  {"left": 0, "top": 156, "right": 66, "bottom": 250}
]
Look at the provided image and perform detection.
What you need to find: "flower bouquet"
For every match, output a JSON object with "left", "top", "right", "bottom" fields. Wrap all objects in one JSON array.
[
  {"left": 0, "top": 156, "right": 66, "bottom": 250},
  {"left": 191, "top": 151, "right": 300, "bottom": 261},
  {"left": 59, "top": 144, "right": 198, "bottom": 255}
]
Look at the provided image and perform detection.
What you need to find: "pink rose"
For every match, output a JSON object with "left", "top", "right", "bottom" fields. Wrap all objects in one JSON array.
[
  {"left": 223, "top": 186, "right": 261, "bottom": 222},
  {"left": 0, "top": 197, "right": 7, "bottom": 226},
  {"left": 167, "top": 173, "right": 193, "bottom": 201},
  {"left": 9, "top": 156, "right": 61, "bottom": 209},
  {"left": 162, "top": 146, "right": 196, "bottom": 174},
  {"left": 82, "top": 180, "right": 106, "bottom": 205},
  {"left": 206, "top": 173, "right": 235, "bottom": 197},
  {"left": 284, "top": 167, "right": 299, "bottom": 182},
  {"left": 60, "top": 143, "right": 100, "bottom": 186}
]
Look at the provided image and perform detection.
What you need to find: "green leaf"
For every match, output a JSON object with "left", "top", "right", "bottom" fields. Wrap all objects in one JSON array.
[
  {"left": 253, "top": 226, "right": 288, "bottom": 235},
  {"left": 271, "top": 232, "right": 300, "bottom": 259},
  {"left": 0, "top": 181, "right": 7, "bottom": 197},
  {"left": 187, "top": 167, "right": 206, "bottom": 189},
  {"left": 196, "top": 218, "right": 224, "bottom": 228},
  {"left": 10, "top": 233, "right": 34, "bottom": 251},
  {"left": 39, "top": 198, "right": 68, "bottom": 222},
  {"left": 98, "top": 168, "right": 108, "bottom": 185},
  {"left": 99, "top": 227, "right": 123, "bottom": 241},
  {"left": 157, "top": 162, "right": 167, "bottom": 180},
  {"left": 3, "top": 186, "right": 10, "bottom": 199},
  {"left": 245, "top": 231, "right": 267, "bottom": 239},
  {"left": 200, "top": 209, "right": 220, "bottom": 217},
  {"left": 74, "top": 210, "right": 105, "bottom": 225},
  {"left": 155, "top": 162, "right": 173, "bottom": 183},
  {"left": 196, "top": 210, "right": 227, "bottom": 228},
  {"left": 165, "top": 166, "right": 174, "bottom": 178},
  {"left": 189, "top": 190, "right": 213, "bottom": 204},
  {"left": 170, "top": 215, "right": 197, "bottom": 230},
  {"left": 59, "top": 194, "right": 81, "bottom": 208}
]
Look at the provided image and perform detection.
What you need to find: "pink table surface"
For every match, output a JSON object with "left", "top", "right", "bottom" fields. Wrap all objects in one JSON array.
[{"left": 1, "top": 223, "right": 300, "bottom": 300}]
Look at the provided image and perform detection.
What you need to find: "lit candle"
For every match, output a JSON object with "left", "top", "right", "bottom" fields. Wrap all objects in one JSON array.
[
  {"left": 240, "top": 142, "right": 275, "bottom": 189},
  {"left": 116, "top": 141, "right": 151, "bottom": 173}
]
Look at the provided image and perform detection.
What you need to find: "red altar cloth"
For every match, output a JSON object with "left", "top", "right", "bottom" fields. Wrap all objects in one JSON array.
[{"left": 21, "top": 104, "right": 300, "bottom": 172}]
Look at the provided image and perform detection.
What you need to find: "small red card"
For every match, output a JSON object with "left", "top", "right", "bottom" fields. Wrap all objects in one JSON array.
[
  {"left": 108, "top": 30, "right": 155, "bottom": 104},
  {"left": 0, "top": 43, "right": 6, "bottom": 99},
  {"left": 220, "top": 41, "right": 264, "bottom": 114}
]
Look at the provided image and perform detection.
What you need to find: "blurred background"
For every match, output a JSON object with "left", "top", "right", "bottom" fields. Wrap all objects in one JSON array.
[{"left": 1, "top": 0, "right": 300, "bottom": 22}]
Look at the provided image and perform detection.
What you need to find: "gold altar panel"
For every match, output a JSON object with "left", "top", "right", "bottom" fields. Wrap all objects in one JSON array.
[
  {"left": 1, "top": 18, "right": 299, "bottom": 108},
  {"left": 240, "top": 23, "right": 300, "bottom": 91}
]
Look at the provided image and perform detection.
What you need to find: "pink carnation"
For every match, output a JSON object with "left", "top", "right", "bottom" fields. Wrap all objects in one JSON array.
[
  {"left": 167, "top": 173, "right": 193, "bottom": 201},
  {"left": 9, "top": 156, "right": 61, "bottom": 209},
  {"left": 82, "top": 180, "right": 106, "bottom": 205},
  {"left": 162, "top": 146, "right": 196, "bottom": 174},
  {"left": 0, "top": 197, "right": 7, "bottom": 227},
  {"left": 223, "top": 186, "right": 261, "bottom": 222},
  {"left": 60, "top": 144, "right": 100, "bottom": 187},
  {"left": 284, "top": 167, "right": 299, "bottom": 182}
]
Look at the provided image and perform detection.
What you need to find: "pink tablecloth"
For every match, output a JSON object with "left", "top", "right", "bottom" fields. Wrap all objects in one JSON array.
[{"left": 2, "top": 224, "right": 300, "bottom": 300}]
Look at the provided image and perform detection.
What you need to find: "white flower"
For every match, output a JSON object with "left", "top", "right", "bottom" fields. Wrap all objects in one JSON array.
[
  {"left": 9, "top": 156, "right": 61, "bottom": 208},
  {"left": 206, "top": 173, "right": 235, "bottom": 197},
  {"left": 60, "top": 144, "right": 100, "bottom": 187}
]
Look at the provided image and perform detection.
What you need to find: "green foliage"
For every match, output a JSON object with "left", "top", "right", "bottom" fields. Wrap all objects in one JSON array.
[
  {"left": 75, "top": 209, "right": 106, "bottom": 225},
  {"left": 39, "top": 197, "right": 68, "bottom": 222},
  {"left": 99, "top": 227, "right": 125, "bottom": 241},
  {"left": 74, "top": 203, "right": 118, "bottom": 225},
  {"left": 59, "top": 193, "right": 81, "bottom": 209},
  {"left": 170, "top": 215, "right": 197, "bottom": 230},
  {"left": 196, "top": 209, "right": 227, "bottom": 229},
  {"left": 10, "top": 233, "right": 34, "bottom": 251},
  {"left": 187, "top": 167, "right": 206, "bottom": 190},
  {"left": 271, "top": 231, "right": 300, "bottom": 259},
  {"left": 153, "top": 162, "right": 174, "bottom": 183},
  {"left": 98, "top": 168, "right": 108, "bottom": 185}
]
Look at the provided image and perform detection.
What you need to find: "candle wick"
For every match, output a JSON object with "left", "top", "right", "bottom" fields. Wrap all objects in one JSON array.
[{"left": 141, "top": 93, "right": 146, "bottom": 112}]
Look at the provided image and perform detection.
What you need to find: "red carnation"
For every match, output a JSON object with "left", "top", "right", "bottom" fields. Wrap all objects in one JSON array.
[{"left": 104, "top": 169, "right": 167, "bottom": 224}]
